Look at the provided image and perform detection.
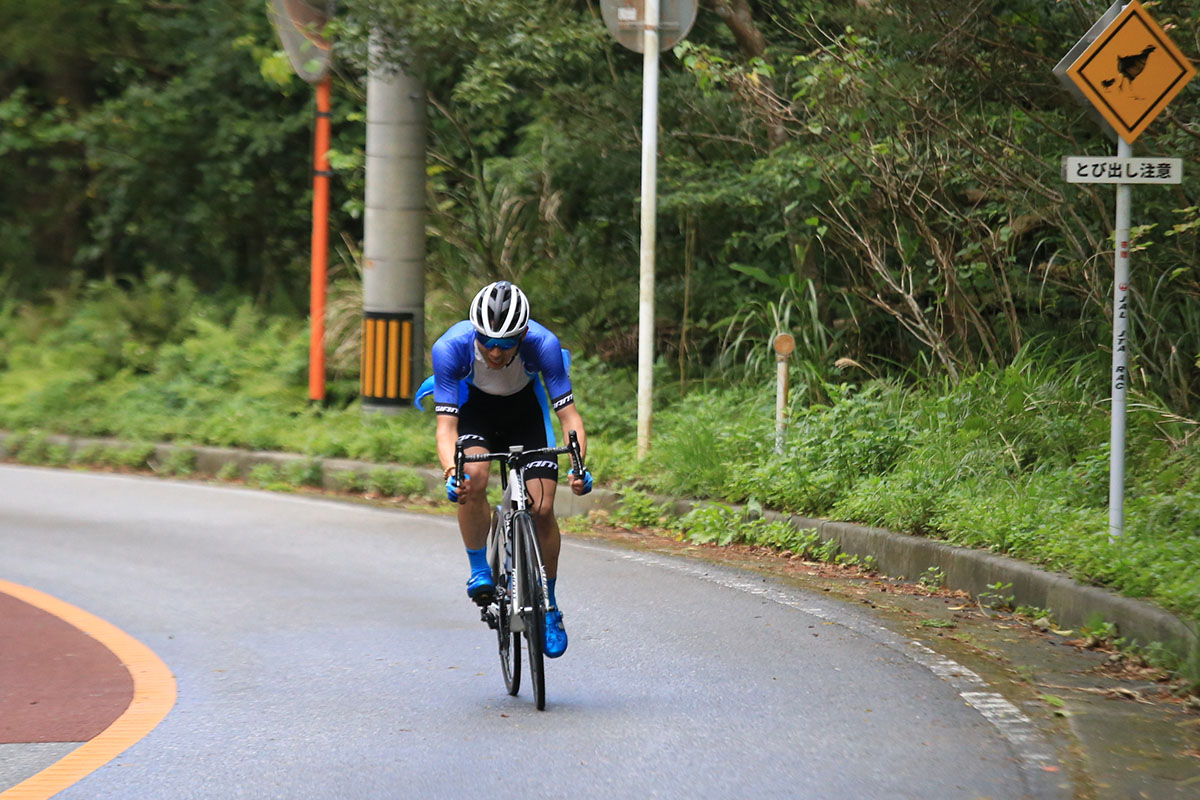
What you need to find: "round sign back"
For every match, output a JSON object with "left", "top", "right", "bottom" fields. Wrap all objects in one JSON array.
[
  {"left": 773, "top": 334, "right": 796, "bottom": 357},
  {"left": 268, "top": 0, "right": 334, "bottom": 84},
  {"left": 599, "top": 0, "right": 698, "bottom": 54}
]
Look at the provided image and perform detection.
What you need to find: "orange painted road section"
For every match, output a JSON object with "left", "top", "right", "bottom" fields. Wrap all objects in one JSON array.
[{"left": 0, "top": 580, "right": 176, "bottom": 800}]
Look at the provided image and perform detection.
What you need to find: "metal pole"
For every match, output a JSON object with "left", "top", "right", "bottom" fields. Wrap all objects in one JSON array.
[
  {"left": 1109, "top": 137, "right": 1132, "bottom": 540},
  {"left": 636, "top": 0, "right": 660, "bottom": 460},
  {"left": 775, "top": 358, "right": 788, "bottom": 454},
  {"left": 309, "top": 75, "right": 332, "bottom": 402}
]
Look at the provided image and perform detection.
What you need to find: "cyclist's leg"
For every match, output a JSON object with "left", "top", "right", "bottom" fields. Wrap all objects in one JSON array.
[
  {"left": 458, "top": 448, "right": 495, "bottom": 603},
  {"left": 495, "top": 382, "right": 568, "bottom": 656},
  {"left": 526, "top": 476, "right": 567, "bottom": 657},
  {"left": 526, "top": 477, "right": 560, "bottom": 579},
  {"left": 456, "top": 393, "right": 496, "bottom": 601},
  {"left": 499, "top": 382, "right": 560, "bottom": 575},
  {"left": 456, "top": 440, "right": 491, "bottom": 549}
]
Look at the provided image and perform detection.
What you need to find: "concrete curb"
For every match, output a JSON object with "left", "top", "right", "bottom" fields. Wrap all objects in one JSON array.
[
  {"left": 1, "top": 430, "right": 1194, "bottom": 672},
  {"left": 0, "top": 432, "right": 620, "bottom": 520}
]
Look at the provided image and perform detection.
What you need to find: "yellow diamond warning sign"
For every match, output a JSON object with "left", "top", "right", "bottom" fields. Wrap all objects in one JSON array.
[{"left": 1062, "top": 0, "right": 1195, "bottom": 144}]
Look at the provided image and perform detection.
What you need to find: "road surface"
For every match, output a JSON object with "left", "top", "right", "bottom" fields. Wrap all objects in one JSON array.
[{"left": 0, "top": 465, "right": 1068, "bottom": 798}]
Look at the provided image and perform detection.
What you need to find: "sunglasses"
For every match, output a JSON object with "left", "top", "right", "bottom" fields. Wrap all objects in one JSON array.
[{"left": 476, "top": 332, "right": 521, "bottom": 350}]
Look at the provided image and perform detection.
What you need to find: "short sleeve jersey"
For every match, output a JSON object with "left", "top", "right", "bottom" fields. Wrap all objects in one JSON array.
[{"left": 430, "top": 320, "right": 574, "bottom": 416}]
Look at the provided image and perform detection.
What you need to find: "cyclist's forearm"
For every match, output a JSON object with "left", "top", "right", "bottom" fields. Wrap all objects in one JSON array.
[
  {"left": 556, "top": 406, "right": 587, "bottom": 463},
  {"left": 436, "top": 414, "right": 460, "bottom": 472}
]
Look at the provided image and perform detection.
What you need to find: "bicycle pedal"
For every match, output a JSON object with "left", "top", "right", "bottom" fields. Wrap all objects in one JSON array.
[{"left": 481, "top": 608, "right": 498, "bottom": 629}]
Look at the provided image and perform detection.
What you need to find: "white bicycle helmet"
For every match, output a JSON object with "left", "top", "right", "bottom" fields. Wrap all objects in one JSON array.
[{"left": 469, "top": 281, "right": 530, "bottom": 338}]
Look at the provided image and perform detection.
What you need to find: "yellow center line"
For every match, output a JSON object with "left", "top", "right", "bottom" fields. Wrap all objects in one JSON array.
[{"left": 0, "top": 579, "right": 177, "bottom": 800}]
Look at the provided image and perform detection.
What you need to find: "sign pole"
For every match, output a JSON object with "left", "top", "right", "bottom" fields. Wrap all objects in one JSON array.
[
  {"left": 309, "top": 74, "right": 332, "bottom": 403},
  {"left": 773, "top": 334, "right": 795, "bottom": 454},
  {"left": 1108, "top": 137, "right": 1132, "bottom": 540},
  {"left": 600, "top": 1, "right": 697, "bottom": 458},
  {"left": 1054, "top": 0, "right": 1195, "bottom": 541},
  {"left": 636, "top": 0, "right": 660, "bottom": 459}
]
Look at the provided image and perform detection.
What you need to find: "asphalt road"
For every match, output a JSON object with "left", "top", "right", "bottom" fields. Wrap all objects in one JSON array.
[{"left": 0, "top": 465, "right": 1070, "bottom": 799}]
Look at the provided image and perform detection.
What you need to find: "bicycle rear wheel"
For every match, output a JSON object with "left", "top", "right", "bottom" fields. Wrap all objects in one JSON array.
[{"left": 514, "top": 512, "right": 547, "bottom": 710}]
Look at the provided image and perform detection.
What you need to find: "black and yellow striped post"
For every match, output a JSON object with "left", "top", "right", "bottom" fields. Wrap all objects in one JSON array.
[{"left": 361, "top": 311, "right": 415, "bottom": 407}]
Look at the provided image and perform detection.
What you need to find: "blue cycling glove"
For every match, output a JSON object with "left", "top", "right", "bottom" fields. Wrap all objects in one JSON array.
[
  {"left": 446, "top": 472, "right": 469, "bottom": 502},
  {"left": 568, "top": 468, "right": 593, "bottom": 495}
]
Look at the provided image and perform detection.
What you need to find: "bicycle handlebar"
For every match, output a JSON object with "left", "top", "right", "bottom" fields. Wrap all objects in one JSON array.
[{"left": 455, "top": 430, "right": 584, "bottom": 484}]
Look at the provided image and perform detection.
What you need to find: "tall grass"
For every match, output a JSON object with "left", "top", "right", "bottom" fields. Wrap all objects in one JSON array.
[
  {"left": 0, "top": 276, "right": 435, "bottom": 463},
  {"left": 642, "top": 345, "right": 1200, "bottom": 623}
]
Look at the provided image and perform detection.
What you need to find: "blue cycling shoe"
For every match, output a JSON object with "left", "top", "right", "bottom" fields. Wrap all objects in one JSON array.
[
  {"left": 466, "top": 569, "right": 495, "bottom": 605},
  {"left": 544, "top": 609, "right": 568, "bottom": 658}
]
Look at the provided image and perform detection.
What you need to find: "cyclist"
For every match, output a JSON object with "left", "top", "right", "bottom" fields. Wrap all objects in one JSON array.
[{"left": 432, "top": 280, "right": 592, "bottom": 658}]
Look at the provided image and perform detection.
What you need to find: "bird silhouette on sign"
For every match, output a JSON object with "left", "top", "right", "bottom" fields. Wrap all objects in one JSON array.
[{"left": 1115, "top": 45, "right": 1155, "bottom": 98}]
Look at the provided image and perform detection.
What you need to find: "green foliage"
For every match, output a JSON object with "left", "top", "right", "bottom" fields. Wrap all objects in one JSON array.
[
  {"left": 678, "top": 504, "right": 826, "bottom": 557},
  {"left": 115, "top": 444, "right": 156, "bottom": 471},
  {"left": 281, "top": 459, "right": 323, "bottom": 488},
  {"left": 979, "top": 582, "right": 1016, "bottom": 612},
  {"left": 918, "top": 566, "right": 946, "bottom": 593},
  {"left": 367, "top": 466, "right": 424, "bottom": 497},
  {"left": 0, "top": 0, "right": 339, "bottom": 306},
  {"left": 0, "top": 278, "right": 437, "bottom": 463},
  {"left": 247, "top": 463, "right": 287, "bottom": 490},
  {"left": 15, "top": 434, "right": 51, "bottom": 466},
  {"left": 643, "top": 387, "right": 768, "bottom": 499},
  {"left": 613, "top": 488, "right": 670, "bottom": 529},
  {"left": 159, "top": 448, "right": 197, "bottom": 477},
  {"left": 70, "top": 443, "right": 107, "bottom": 467},
  {"left": 216, "top": 461, "right": 242, "bottom": 482},
  {"left": 332, "top": 470, "right": 368, "bottom": 493},
  {"left": 920, "top": 618, "right": 956, "bottom": 629}
]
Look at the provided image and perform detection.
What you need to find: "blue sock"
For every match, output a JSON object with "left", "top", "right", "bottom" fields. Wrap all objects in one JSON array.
[
  {"left": 467, "top": 547, "right": 489, "bottom": 576},
  {"left": 547, "top": 577, "right": 558, "bottom": 608}
]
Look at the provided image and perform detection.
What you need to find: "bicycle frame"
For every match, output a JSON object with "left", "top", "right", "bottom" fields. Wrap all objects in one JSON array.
[
  {"left": 490, "top": 448, "right": 546, "bottom": 632},
  {"left": 457, "top": 431, "right": 583, "bottom": 710},
  {"left": 458, "top": 433, "right": 583, "bottom": 628}
]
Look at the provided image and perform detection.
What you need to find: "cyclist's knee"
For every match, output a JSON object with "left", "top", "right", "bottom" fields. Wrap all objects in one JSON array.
[
  {"left": 463, "top": 461, "right": 489, "bottom": 491},
  {"left": 531, "top": 501, "right": 556, "bottom": 528}
]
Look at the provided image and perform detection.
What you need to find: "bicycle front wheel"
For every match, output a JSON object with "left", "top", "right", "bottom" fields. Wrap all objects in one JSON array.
[
  {"left": 492, "top": 511, "right": 521, "bottom": 696},
  {"left": 514, "top": 512, "right": 547, "bottom": 710}
]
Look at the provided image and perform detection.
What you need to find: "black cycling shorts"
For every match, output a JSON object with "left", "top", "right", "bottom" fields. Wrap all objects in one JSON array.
[{"left": 457, "top": 381, "right": 559, "bottom": 482}]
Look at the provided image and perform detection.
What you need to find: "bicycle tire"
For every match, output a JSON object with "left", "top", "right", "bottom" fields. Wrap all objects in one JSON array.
[
  {"left": 490, "top": 510, "right": 521, "bottom": 696},
  {"left": 514, "top": 512, "right": 547, "bottom": 710}
]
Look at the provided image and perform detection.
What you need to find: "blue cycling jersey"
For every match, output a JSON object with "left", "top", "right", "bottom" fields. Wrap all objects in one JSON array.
[{"left": 430, "top": 320, "right": 574, "bottom": 416}]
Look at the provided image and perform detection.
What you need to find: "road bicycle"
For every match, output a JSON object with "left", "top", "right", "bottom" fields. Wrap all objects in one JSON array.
[{"left": 455, "top": 431, "right": 584, "bottom": 711}]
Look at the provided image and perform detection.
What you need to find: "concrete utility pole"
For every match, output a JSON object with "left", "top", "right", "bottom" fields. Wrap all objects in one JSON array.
[{"left": 361, "top": 37, "right": 426, "bottom": 411}]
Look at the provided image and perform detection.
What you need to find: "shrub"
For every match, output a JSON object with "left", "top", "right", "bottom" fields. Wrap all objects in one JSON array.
[
  {"left": 614, "top": 488, "right": 670, "bottom": 529},
  {"left": 159, "top": 448, "right": 197, "bottom": 477},
  {"left": 281, "top": 458, "right": 323, "bottom": 488},
  {"left": 332, "top": 469, "right": 367, "bottom": 493},
  {"left": 216, "top": 461, "right": 241, "bottom": 481},
  {"left": 71, "top": 443, "right": 108, "bottom": 466},
  {"left": 247, "top": 463, "right": 285, "bottom": 490}
]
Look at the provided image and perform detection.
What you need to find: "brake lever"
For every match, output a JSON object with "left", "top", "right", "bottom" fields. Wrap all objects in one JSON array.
[{"left": 567, "top": 430, "right": 583, "bottom": 476}]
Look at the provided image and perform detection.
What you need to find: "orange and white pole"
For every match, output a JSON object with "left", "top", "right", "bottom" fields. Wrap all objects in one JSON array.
[{"left": 309, "top": 75, "right": 332, "bottom": 402}]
